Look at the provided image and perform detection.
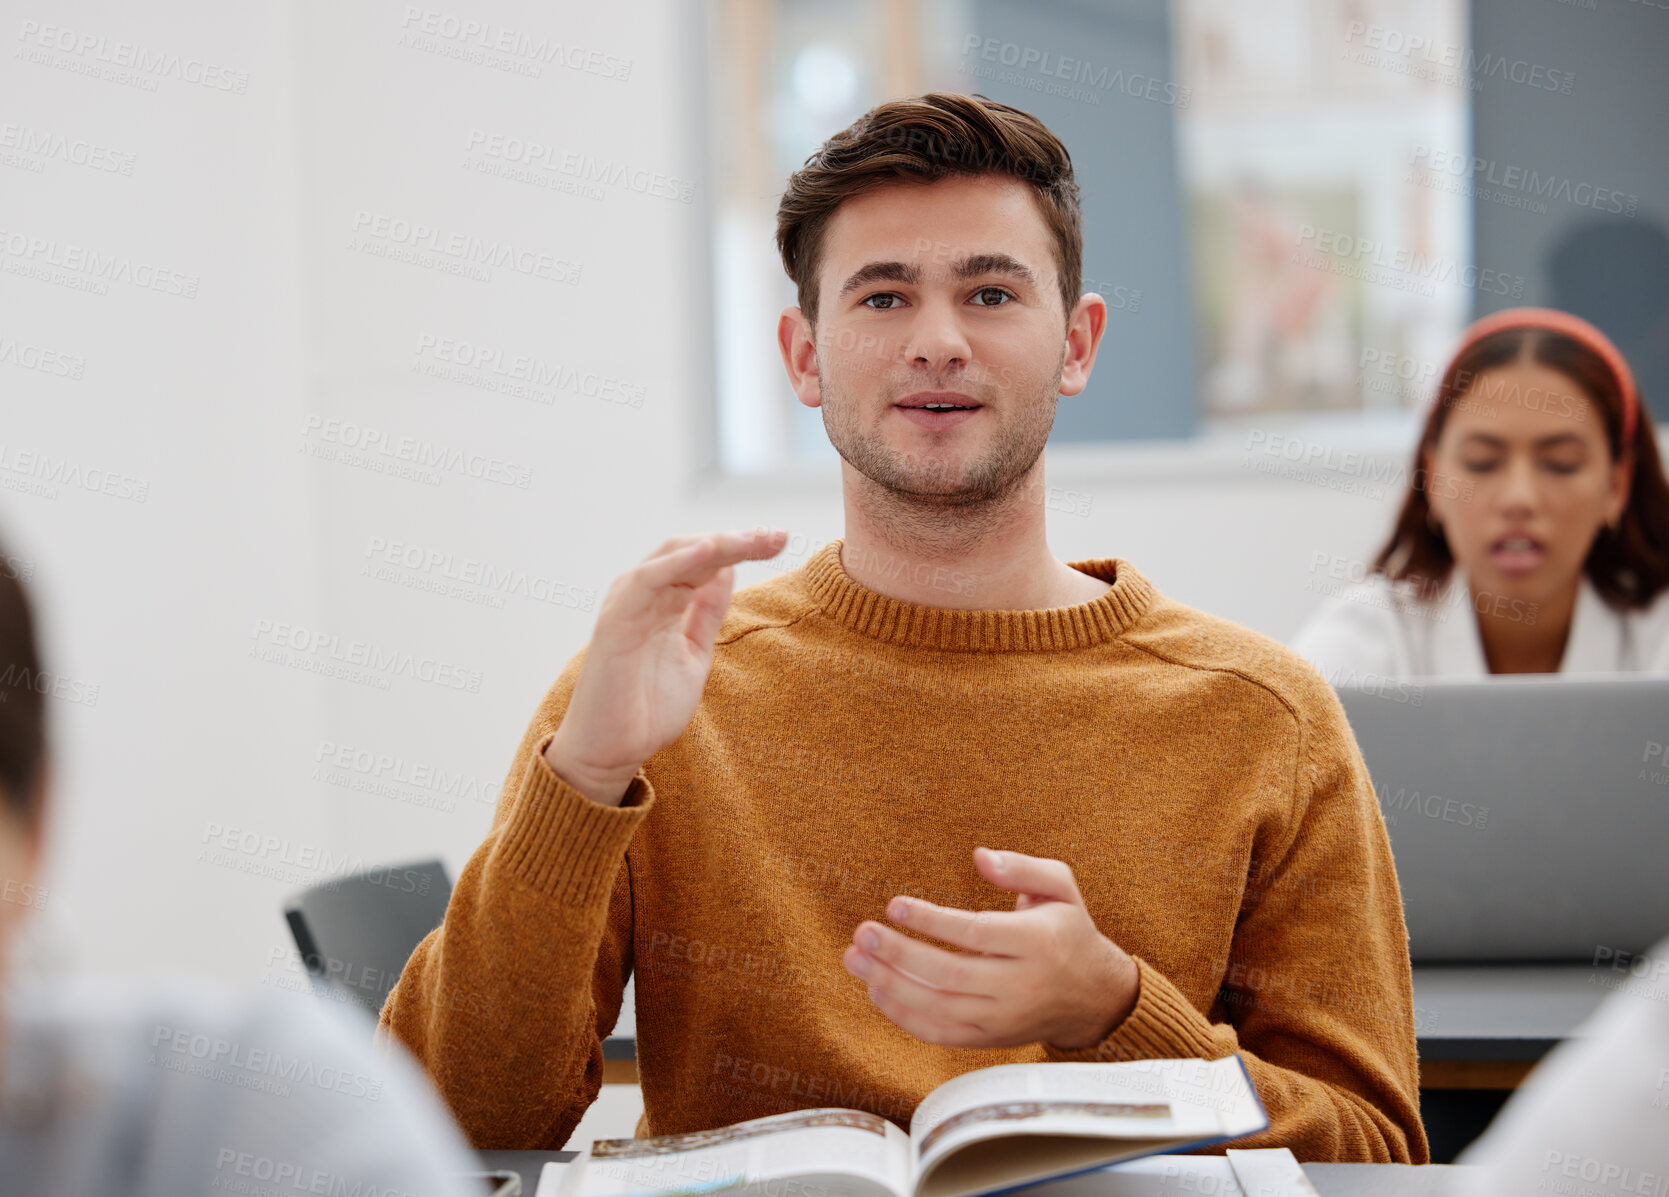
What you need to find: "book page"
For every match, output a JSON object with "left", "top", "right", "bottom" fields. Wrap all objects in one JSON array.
[
  {"left": 568, "top": 1108, "right": 914, "bottom": 1197},
  {"left": 909, "top": 1059, "right": 1262, "bottom": 1185},
  {"left": 915, "top": 1134, "right": 1179, "bottom": 1197}
]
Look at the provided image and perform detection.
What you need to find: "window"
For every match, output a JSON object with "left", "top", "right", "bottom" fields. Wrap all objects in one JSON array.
[{"left": 1174, "top": 0, "right": 1470, "bottom": 434}]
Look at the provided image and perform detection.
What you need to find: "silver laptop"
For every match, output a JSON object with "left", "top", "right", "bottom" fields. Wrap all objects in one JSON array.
[{"left": 1335, "top": 675, "right": 1669, "bottom": 962}]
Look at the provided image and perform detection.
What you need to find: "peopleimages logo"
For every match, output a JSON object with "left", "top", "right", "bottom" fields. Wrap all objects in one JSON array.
[
  {"left": 312, "top": 739, "right": 500, "bottom": 811},
  {"left": 0, "top": 228, "right": 200, "bottom": 297},
  {"left": 0, "top": 122, "right": 136, "bottom": 175},
  {"left": 14, "top": 20, "right": 252, "bottom": 93},
  {"left": 397, "top": 7, "right": 633, "bottom": 81},
  {"left": 363, "top": 534, "right": 597, "bottom": 611},
  {"left": 148, "top": 1023, "right": 383, "bottom": 1100},
  {"left": 958, "top": 34, "right": 1190, "bottom": 107},
  {"left": 1376, "top": 782, "right": 1489, "bottom": 830},
  {"left": 0, "top": 443, "right": 150, "bottom": 503},
  {"left": 463, "top": 129, "right": 694, "bottom": 204},
  {"left": 0, "top": 661, "right": 100, "bottom": 707},
  {"left": 1341, "top": 21, "right": 1575, "bottom": 95},
  {"left": 1243, "top": 430, "right": 1475, "bottom": 503},
  {"left": 1410, "top": 145, "right": 1638, "bottom": 218},
  {"left": 413, "top": 333, "right": 645, "bottom": 409},
  {"left": 1293, "top": 226, "right": 1524, "bottom": 298},
  {"left": 299, "top": 415, "right": 533, "bottom": 490},
  {"left": 1642, "top": 738, "right": 1669, "bottom": 787},
  {"left": 349, "top": 210, "right": 582, "bottom": 286},
  {"left": 248, "top": 618, "right": 485, "bottom": 694},
  {"left": 0, "top": 335, "right": 85, "bottom": 379}
]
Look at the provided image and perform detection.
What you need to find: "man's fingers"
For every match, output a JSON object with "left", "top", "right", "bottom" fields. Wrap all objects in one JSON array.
[
  {"left": 851, "top": 921, "right": 1004, "bottom": 996},
  {"left": 845, "top": 942, "right": 997, "bottom": 1027},
  {"left": 642, "top": 533, "right": 708, "bottom": 562},
  {"left": 882, "top": 895, "right": 1025, "bottom": 955},
  {"left": 635, "top": 528, "right": 788, "bottom": 592},
  {"left": 975, "top": 847, "right": 1083, "bottom": 905},
  {"left": 862, "top": 982, "right": 988, "bottom": 1048},
  {"left": 681, "top": 565, "right": 735, "bottom": 649}
]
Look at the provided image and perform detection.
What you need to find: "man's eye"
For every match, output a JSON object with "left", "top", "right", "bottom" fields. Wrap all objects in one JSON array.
[
  {"left": 862, "top": 293, "right": 901, "bottom": 310},
  {"left": 972, "top": 287, "right": 1012, "bottom": 306}
]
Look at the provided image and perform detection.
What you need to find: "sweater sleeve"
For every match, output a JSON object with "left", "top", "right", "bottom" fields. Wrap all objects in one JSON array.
[
  {"left": 377, "top": 650, "right": 653, "bottom": 1150},
  {"left": 1041, "top": 678, "right": 1429, "bottom": 1165}
]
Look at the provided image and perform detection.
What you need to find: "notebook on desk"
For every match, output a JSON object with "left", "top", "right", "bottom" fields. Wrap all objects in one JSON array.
[{"left": 1336, "top": 674, "right": 1669, "bottom": 961}]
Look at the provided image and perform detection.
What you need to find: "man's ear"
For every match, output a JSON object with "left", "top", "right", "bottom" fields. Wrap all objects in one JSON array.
[
  {"left": 1059, "top": 292, "right": 1108, "bottom": 398},
  {"left": 778, "top": 306, "right": 823, "bottom": 409}
]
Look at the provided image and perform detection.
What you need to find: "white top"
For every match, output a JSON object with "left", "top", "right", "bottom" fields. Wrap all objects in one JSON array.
[
  {"left": 1291, "top": 570, "right": 1669, "bottom": 679},
  {"left": 0, "top": 980, "right": 481, "bottom": 1197},
  {"left": 1458, "top": 934, "right": 1669, "bottom": 1192}
]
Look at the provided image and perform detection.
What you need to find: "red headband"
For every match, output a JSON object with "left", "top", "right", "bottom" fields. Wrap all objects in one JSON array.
[{"left": 1448, "top": 306, "right": 1640, "bottom": 446}]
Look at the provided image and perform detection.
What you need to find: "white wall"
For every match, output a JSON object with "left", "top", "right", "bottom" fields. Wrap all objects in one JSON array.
[
  {"left": 5, "top": 0, "right": 1397, "bottom": 1002},
  {"left": 3, "top": 0, "right": 325, "bottom": 983}
]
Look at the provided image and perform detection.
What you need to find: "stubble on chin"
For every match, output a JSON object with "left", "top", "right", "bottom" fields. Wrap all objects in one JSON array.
[{"left": 817, "top": 363, "right": 1061, "bottom": 524}]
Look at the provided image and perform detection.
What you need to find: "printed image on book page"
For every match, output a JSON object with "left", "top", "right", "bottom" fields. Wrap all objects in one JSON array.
[
  {"left": 907, "top": 1059, "right": 1263, "bottom": 1197},
  {"left": 558, "top": 1107, "right": 915, "bottom": 1197}
]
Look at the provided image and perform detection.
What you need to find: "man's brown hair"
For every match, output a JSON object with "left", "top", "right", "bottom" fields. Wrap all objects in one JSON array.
[{"left": 776, "top": 92, "right": 1082, "bottom": 332}]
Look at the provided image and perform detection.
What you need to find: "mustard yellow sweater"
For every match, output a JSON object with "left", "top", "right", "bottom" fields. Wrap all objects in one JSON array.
[{"left": 379, "top": 539, "right": 1428, "bottom": 1163}]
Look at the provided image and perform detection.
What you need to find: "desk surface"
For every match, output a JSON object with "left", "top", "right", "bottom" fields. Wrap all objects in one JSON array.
[
  {"left": 1410, "top": 962, "right": 1608, "bottom": 1059},
  {"left": 478, "top": 1152, "right": 1483, "bottom": 1196}
]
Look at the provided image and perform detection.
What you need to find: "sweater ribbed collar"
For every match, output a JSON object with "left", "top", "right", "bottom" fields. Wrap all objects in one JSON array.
[{"left": 800, "top": 538, "right": 1157, "bottom": 652}]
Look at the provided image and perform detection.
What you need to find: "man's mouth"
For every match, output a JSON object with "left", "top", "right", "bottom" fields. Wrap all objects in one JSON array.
[
  {"left": 896, "top": 395, "right": 983, "bottom": 411},
  {"left": 894, "top": 393, "right": 984, "bottom": 429},
  {"left": 894, "top": 396, "right": 983, "bottom": 429}
]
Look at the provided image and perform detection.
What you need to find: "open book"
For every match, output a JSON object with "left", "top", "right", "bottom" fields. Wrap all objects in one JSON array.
[{"left": 550, "top": 1057, "right": 1267, "bottom": 1197}]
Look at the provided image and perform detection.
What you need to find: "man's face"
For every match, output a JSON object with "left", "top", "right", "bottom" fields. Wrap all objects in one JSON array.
[{"left": 781, "top": 175, "right": 1095, "bottom": 506}]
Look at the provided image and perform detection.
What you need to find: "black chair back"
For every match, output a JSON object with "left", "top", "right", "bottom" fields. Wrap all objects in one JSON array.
[{"left": 283, "top": 860, "right": 452, "bottom": 1018}]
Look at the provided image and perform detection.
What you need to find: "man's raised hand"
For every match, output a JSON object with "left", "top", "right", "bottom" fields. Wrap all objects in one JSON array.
[{"left": 544, "top": 528, "right": 788, "bottom": 805}]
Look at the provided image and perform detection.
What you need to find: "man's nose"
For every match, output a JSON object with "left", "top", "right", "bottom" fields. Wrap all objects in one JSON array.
[{"left": 905, "top": 298, "right": 972, "bottom": 371}]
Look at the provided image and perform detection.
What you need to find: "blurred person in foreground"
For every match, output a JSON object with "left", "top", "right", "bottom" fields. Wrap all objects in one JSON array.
[
  {"left": 1457, "top": 931, "right": 1669, "bottom": 1192},
  {"left": 0, "top": 539, "right": 480, "bottom": 1196},
  {"left": 382, "top": 93, "right": 1427, "bottom": 1163},
  {"left": 1294, "top": 308, "right": 1669, "bottom": 676}
]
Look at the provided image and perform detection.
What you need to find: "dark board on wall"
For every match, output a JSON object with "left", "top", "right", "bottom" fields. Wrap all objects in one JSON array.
[
  {"left": 1471, "top": 0, "right": 1669, "bottom": 421},
  {"left": 969, "top": 0, "right": 1199, "bottom": 441}
]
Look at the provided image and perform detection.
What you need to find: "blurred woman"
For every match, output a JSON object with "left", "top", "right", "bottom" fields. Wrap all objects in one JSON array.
[
  {"left": 0, "top": 539, "right": 480, "bottom": 1196},
  {"left": 1294, "top": 307, "right": 1669, "bottom": 677}
]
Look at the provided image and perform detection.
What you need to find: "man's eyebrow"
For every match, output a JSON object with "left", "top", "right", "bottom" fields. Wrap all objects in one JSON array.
[
  {"left": 954, "top": 253, "right": 1038, "bottom": 288},
  {"left": 836, "top": 253, "right": 1040, "bottom": 299},
  {"left": 838, "top": 260, "right": 920, "bottom": 299}
]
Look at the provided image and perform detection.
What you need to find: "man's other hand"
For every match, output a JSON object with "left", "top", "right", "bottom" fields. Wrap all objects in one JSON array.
[{"left": 841, "top": 847, "right": 1140, "bottom": 1051}]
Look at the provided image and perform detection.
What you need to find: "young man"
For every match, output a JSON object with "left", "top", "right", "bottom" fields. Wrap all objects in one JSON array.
[{"left": 380, "top": 92, "right": 1428, "bottom": 1164}]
